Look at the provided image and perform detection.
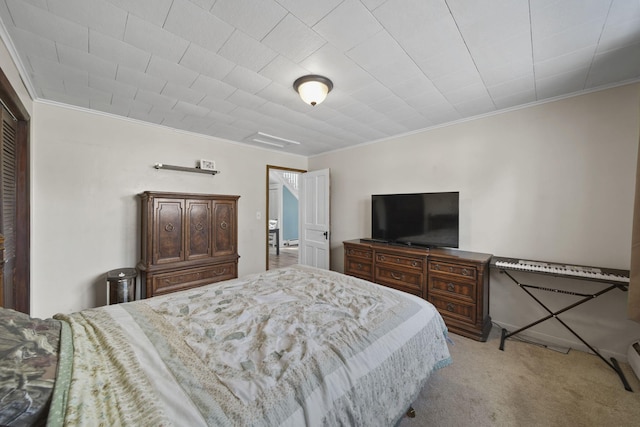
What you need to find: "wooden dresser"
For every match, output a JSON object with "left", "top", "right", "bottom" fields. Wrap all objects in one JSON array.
[
  {"left": 138, "top": 192, "right": 239, "bottom": 298},
  {"left": 344, "top": 239, "right": 492, "bottom": 341}
]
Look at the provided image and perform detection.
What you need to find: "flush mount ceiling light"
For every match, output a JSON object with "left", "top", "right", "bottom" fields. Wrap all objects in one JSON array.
[{"left": 293, "top": 75, "right": 333, "bottom": 106}]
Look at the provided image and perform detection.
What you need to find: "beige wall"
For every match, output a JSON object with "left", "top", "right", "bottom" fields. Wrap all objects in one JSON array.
[
  {"left": 310, "top": 84, "right": 640, "bottom": 360},
  {"left": 31, "top": 102, "right": 307, "bottom": 317}
]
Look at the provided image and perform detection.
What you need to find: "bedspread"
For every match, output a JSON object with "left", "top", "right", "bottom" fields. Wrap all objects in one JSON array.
[{"left": 49, "top": 265, "right": 451, "bottom": 426}]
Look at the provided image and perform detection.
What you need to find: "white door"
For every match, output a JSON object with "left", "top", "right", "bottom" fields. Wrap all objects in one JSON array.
[{"left": 299, "top": 169, "right": 330, "bottom": 269}]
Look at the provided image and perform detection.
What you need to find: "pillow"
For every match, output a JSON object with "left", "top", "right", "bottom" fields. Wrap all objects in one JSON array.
[{"left": 0, "top": 308, "right": 61, "bottom": 426}]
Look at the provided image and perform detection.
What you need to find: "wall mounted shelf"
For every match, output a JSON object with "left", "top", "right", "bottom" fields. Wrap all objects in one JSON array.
[{"left": 154, "top": 163, "right": 220, "bottom": 175}]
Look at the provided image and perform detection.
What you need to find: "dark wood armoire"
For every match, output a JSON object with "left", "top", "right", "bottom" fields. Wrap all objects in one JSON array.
[{"left": 137, "top": 191, "right": 239, "bottom": 298}]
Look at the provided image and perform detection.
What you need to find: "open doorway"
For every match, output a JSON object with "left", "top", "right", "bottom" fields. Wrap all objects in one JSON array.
[{"left": 266, "top": 165, "right": 305, "bottom": 270}]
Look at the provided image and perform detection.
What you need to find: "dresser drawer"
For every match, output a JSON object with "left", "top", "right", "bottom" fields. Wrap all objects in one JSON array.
[
  {"left": 345, "top": 259, "right": 373, "bottom": 280},
  {"left": 376, "top": 252, "right": 424, "bottom": 270},
  {"left": 344, "top": 245, "right": 373, "bottom": 260},
  {"left": 429, "top": 277, "right": 476, "bottom": 303},
  {"left": 429, "top": 260, "right": 477, "bottom": 281},
  {"left": 429, "top": 295, "right": 476, "bottom": 324},
  {"left": 375, "top": 266, "right": 423, "bottom": 293},
  {"left": 150, "top": 262, "right": 237, "bottom": 296}
]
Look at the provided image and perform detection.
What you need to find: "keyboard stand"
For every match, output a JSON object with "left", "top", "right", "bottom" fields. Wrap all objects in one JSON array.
[{"left": 497, "top": 269, "right": 633, "bottom": 392}]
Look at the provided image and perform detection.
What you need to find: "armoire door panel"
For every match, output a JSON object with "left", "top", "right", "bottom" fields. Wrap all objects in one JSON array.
[
  {"left": 186, "top": 200, "right": 212, "bottom": 261},
  {"left": 213, "top": 201, "right": 235, "bottom": 257},
  {"left": 154, "top": 199, "right": 184, "bottom": 264}
]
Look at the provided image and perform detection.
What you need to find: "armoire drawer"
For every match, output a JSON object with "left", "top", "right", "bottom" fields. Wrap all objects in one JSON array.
[{"left": 150, "top": 262, "right": 237, "bottom": 296}]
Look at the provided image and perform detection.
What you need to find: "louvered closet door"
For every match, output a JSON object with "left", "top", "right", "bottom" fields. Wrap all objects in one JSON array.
[{"left": 0, "top": 106, "right": 16, "bottom": 308}]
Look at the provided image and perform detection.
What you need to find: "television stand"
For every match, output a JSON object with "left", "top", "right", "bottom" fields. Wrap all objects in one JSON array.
[{"left": 344, "top": 239, "right": 492, "bottom": 342}]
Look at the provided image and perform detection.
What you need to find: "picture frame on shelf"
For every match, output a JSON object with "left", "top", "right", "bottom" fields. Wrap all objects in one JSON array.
[{"left": 199, "top": 159, "right": 216, "bottom": 171}]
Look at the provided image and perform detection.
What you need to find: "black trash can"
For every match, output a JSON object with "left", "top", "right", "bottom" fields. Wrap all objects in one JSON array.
[{"left": 106, "top": 268, "right": 137, "bottom": 304}]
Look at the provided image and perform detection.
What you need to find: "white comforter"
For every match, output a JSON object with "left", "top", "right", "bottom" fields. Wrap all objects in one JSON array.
[{"left": 50, "top": 265, "right": 451, "bottom": 426}]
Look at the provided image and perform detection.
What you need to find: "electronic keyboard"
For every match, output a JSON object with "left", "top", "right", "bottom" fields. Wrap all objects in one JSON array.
[{"left": 491, "top": 256, "right": 629, "bottom": 284}]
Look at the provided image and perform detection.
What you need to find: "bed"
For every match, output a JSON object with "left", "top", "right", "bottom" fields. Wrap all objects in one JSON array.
[{"left": 2, "top": 265, "right": 451, "bottom": 426}]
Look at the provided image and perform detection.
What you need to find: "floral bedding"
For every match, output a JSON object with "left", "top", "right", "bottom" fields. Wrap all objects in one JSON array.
[
  {"left": 48, "top": 265, "right": 452, "bottom": 426},
  {"left": 0, "top": 307, "right": 61, "bottom": 426}
]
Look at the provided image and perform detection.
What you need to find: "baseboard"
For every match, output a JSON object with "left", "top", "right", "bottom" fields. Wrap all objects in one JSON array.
[{"left": 492, "top": 320, "right": 628, "bottom": 363}]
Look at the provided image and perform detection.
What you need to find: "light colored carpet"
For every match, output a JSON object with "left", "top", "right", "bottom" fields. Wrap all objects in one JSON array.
[{"left": 399, "top": 327, "right": 640, "bottom": 426}]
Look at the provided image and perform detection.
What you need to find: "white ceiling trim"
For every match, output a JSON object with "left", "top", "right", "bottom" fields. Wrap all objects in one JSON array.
[
  {"left": 0, "top": 13, "right": 36, "bottom": 100},
  {"left": 309, "top": 76, "right": 640, "bottom": 159}
]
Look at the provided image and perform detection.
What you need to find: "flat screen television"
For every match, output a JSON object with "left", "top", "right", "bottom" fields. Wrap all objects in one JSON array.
[{"left": 371, "top": 192, "right": 459, "bottom": 248}]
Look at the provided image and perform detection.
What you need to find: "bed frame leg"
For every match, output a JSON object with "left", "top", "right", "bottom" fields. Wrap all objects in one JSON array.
[{"left": 406, "top": 406, "right": 416, "bottom": 418}]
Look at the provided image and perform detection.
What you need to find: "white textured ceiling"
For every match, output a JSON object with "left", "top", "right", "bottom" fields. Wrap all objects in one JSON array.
[{"left": 1, "top": 0, "right": 639, "bottom": 156}]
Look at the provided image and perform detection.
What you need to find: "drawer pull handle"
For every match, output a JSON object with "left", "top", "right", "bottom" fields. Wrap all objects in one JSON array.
[
  {"left": 391, "top": 272, "right": 403, "bottom": 280},
  {"left": 396, "top": 258, "right": 400, "bottom": 262},
  {"left": 446, "top": 302, "right": 455, "bottom": 312},
  {"left": 448, "top": 267, "right": 453, "bottom": 273},
  {"left": 357, "top": 263, "right": 362, "bottom": 270},
  {"left": 195, "top": 222, "right": 204, "bottom": 231},
  {"left": 462, "top": 268, "right": 469, "bottom": 276},
  {"left": 380, "top": 255, "right": 386, "bottom": 261},
  {"left": 220, "top": 221, "right": 228, "bottom": 230},
  {"left": 164, "top": 223, "right": 175, "bottom": 232},
  {"left": 348, "top": 249, "right": 353, "bottom": 255},
  {"left": 411, "top": 261, "right": 418, "bottom": 267},
  {"left": 433, "top": 264, "right": 440, "bottom": 270},
  {"left": 447, "top": 283, "right": 455, "bottom": 292}
]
